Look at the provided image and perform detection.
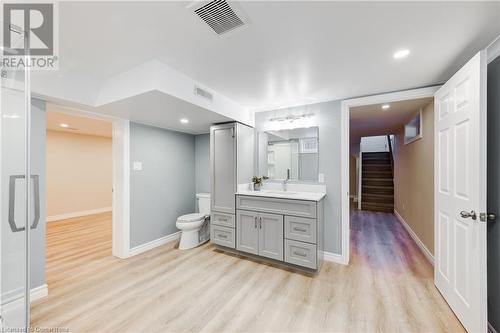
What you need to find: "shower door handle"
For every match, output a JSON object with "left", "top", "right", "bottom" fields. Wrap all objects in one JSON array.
[
  {"left": 8, "top": 174, "right": 41, "bottom": 232},
  {"left": 31, "top": 175, "right": 40, "bottom": 229}
]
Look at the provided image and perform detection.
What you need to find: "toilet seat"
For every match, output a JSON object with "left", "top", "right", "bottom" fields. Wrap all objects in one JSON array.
[{"left": 177, "top": 213, "right": 207, "bottom": 223}]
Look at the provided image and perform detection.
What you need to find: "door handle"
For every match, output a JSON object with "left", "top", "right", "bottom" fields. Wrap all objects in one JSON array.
[
  {"left": 254, "top": 216, "right": 257, "bottom": 228},
  {"left": 8, "top": 174, "right": 40, "bottom": 233},
  {"left": 460, "top": 210, "right": 477, "bottom": 221},
  {"left": 259, "top": 217, "right": 262, "bottom": 229}
]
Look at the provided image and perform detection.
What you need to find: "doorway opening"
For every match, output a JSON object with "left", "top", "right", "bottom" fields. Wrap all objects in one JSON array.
[
  {"left": 348, "top": 96, "right": 436, "bottom": 265},
  {"left": 44, "top": 106, "right": 113, "bottom": 291}
]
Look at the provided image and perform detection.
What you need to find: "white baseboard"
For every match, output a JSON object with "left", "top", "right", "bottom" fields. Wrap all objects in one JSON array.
[
  {"left": 1, "top": 284, "right": 48, "bottom": 309},
  {"left": 489, "top": 322, "right": 499, "bottom": 333},
  {"left": 47, "top": 207, "right": 112, "bottom": 222},
  {"left": 30, "top": 284, "right": 48, "bottom": 301},
  {"left": 394, "top": 210, "right": 434, "bottom": 266},
  {"left": 128, "top": 231, "right": 181, "bottom": 257},
  {"left": 323, "top": 251, "right": 348, "bottom": 265}
]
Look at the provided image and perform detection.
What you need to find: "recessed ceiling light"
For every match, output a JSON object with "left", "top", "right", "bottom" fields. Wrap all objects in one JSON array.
[
  {"left": 180, "top": 118, "right": 189, "bottom": 124},
  {"left": 60, "top": 123, "right": 69, "bottom": 128},
  {"left": 393, "top": 49, "right": 410, "bottom": 59},
  {"left": 381, "top": 104, "right": 390, "bottom": 110}
]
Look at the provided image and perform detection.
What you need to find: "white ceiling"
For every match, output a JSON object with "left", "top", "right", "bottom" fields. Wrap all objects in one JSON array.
[
  {"left": 50, "top": 1, "right": 500, "bottom": 113},
  {"left": 46, "top": 106, "right": 113, "bottom": 137},
  {"left": 95, "top": 90, "right": 232, "bottom": 135},
  {"left": 350, "top": 97, "right": 433, "bottom": 144}
]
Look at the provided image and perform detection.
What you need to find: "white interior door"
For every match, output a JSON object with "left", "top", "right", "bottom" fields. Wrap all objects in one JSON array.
[{"left": 434, "top": 51, "right": 487, "bottom": 333}]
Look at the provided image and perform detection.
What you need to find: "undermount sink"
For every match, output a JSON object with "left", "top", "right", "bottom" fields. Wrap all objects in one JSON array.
[{"left": 264, "top": 190, "right": 298, "bottom": 195}]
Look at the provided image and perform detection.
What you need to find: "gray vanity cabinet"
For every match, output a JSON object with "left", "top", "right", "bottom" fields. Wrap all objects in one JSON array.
[
  {"left": 236, "top": 210, "right": 283, "bottom": 260},
  {"left": 236, "top": 210, "right": 259, "bottom": 255},
  {"left": 210, "top": 122, "right": 254, "bottom": 249},
  {"left": 259, "top": 212, "right": 283, "bottom": 260},
  {"left": 211, "top": 123, "right": 236, "bottom": 214},
  {"left": 236, "top": 195, "right": 324, "bottom": 271}
]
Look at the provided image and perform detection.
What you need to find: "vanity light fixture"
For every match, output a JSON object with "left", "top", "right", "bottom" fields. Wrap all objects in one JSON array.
[
  {"left": 393, "top": 49, "right": 410, "bottom": 59},
  {"left": 381, "top": 104, "right": 390, "bottom": 110},
  {"left": 59, "top": 123, "right": 69, "bottom": 128},
  {"left": 180, "top": 118, "right": 189, "bottom": 124},
  {"left": 269, "top": 113, "right": 314, "bottom": 123},
  {"left": 2, "top": 114, "right": 20, "bottom": 119}
]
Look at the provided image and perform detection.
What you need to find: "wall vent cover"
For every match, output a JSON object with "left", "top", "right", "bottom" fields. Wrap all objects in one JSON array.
[
  {"left": 194, "top": 0, "right": 245, "bottom": 35},
  {"left": 194, "top": 86, "right": 213, "bottom": 101}
]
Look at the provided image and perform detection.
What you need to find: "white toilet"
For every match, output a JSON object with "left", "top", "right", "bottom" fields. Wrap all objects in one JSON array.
[{"left": 176, "top": 193, "right": 211, "bottom": 250}]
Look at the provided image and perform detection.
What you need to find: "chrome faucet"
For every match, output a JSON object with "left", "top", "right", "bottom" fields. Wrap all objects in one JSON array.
[{"left": 282, "top": 169, "right": 291, "bottom": 191}]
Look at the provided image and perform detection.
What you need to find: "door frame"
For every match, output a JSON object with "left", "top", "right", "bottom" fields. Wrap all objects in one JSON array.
[
  {"left": 339, "top": 85, "right": 439, "bottom": 265},
  {"left": 41, "top": 104, "right": 131, "bottom": 259}
]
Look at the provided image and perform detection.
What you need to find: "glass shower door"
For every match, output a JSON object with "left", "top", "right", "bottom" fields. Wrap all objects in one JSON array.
[{"left": 0, "top": 25, "right": 31, "bottom": 330}]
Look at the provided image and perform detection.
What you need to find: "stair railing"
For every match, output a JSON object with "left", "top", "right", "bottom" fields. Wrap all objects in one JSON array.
[
  {"left": 358, "top": 152, "right": 363, "bottom": 210},
  {"left": 387, "top": 135, "right": 394, "bottom": 177}
]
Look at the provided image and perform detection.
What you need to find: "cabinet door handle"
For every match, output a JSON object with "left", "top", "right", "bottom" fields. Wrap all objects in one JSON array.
[
  {"left": 259, "top": 217, "right": 262, "bottom": 229},
  {"left": 254, "top": 216, "right": 257, "bottom": 228},
  {"left": 293, "top": 227, "right": 307, "bottom": 232},
  {"left": 293, "top": 251, "right": 307, "bottom": 257}
]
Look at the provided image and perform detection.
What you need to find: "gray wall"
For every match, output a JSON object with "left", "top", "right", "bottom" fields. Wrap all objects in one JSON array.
[
  {"left": 195, "top": 134, "right": 210, "bottom": 194},
  {"left": 487, "top": 54, "right": 500, "bottom": 331},
  {"left": 256, "top": 100, "right": 342, "bottom": 254},
  {"left": 130, "top": 123, "right": 196, "bottom": 248},
  {"left": 31, "top": 98, "right": 46, "bottom": 288}
]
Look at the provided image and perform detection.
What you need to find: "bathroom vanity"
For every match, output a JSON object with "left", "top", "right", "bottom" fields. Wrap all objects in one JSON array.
[
  {"left": 211, "top": 183, "right": 326, "bottom": 271},
  {"left": 236, "top": 187, "right": 325, "bottom": 270},
  {"left": 210, "top": 122, "right": 326, "bottom": 272}
]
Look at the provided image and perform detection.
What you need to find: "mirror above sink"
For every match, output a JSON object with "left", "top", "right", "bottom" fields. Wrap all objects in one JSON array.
[{"left": 257, "top": 127, "right": 319, "bottom": 182}]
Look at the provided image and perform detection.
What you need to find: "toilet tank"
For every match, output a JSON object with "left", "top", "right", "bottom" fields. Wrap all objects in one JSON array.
[{"left": 196, "top": 193, "right": 211, "bottom": 215}]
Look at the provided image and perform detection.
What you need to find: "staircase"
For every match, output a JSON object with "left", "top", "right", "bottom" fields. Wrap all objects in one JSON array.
[{"left": 361, "top": 152, "right": 394, "bottom": 213}]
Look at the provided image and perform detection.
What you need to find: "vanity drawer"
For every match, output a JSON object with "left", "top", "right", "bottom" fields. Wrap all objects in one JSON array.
[
  {"left": 285, "top": 216, "right": 317, "bottom": 244},
  {"left": 211, "top": 224, "right": 235, "bottom": 248},
  {"left": 211, "top": 212, "right": 235, "bottom": 228},
  {"left": 236, "top": 195, "right": 317, "bottom": 218},
  {"left": 285, "top": 239, "right": 317, "bottom": 269}
]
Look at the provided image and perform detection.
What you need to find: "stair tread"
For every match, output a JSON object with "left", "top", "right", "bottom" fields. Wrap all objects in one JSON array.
[
  {"left": 362, "top": 202, "right": 394, "bottom": 207},
  {"left": 362, "top": 193, "right": 394, "bottom": 198},
  {"left": 362, "top": 185, "right": 394, "bottom": 189},
  {"left": 363, "top": 178, "right": 393, "bottom": 181}
]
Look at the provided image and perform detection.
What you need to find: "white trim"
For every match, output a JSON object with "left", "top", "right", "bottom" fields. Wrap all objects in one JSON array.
[
  {"left": 487, "top": 35, "right": 500, "bottom": 64},
  {"left": 323, "top": 251, "right": 348, "bottom": 265},
  {"left": 489, "top": 322, "right": 499, "bottom": 333},
  {"left": 46, "top": 207, "right": 112, "bottom": 222},
  {"left": 1, "top": 284, "right": 48, "bottom": 308},
  {"left": 128, "top": 232, "right": 181, "bottom": 257},
  {"left": 30, "top": 284, "right": 48, "bottom": 302},
  {"left": 394, "top": 210, "right": 435, "bottom": 266},
  {"left": 112, "top": 119, "right": 131, "bottom": 259},
  {"left": 340, "top": 86, "right": 439, "bottom": 267},
  {"left": 44, "top": 105, "right": 131, "bottom": 259}
]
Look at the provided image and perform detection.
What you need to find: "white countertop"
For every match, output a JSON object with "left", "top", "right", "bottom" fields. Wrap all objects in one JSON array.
[{"left": 236, "top": 189, "right": 326, "bottom": 202}]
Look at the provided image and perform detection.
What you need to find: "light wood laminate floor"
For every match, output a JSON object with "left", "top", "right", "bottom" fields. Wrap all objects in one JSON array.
[{"left": 31, "top": 211, "right": 465, "bottom": 332}]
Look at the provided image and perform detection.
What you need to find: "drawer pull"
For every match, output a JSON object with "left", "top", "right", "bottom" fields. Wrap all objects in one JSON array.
[
  {"left": 293, "top": 227, "right": 307, "bottom": 232},
  {"left": 293, "top": 251, "right": 307, "bottom": 257},
  {"left": 218, "top": 234, "right": 228, "bottom": 239}
]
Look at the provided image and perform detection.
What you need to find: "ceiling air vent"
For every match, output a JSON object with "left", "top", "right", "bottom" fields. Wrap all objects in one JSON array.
[
  {"left": 194, "top": 86, "right": 213, "bottom": 102},
  {"left": 194, "top": 0, "right": 245, "bottom": 35}
]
